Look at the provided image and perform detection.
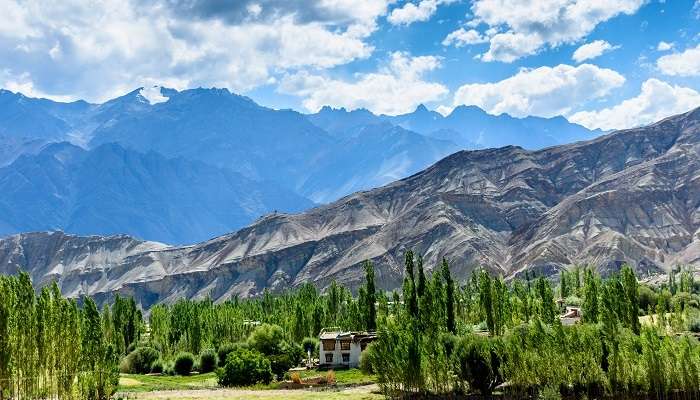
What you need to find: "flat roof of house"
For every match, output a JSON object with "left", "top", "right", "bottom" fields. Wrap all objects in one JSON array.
[{"left": 319, "top": 330, "right": 376, "bottom": 340}]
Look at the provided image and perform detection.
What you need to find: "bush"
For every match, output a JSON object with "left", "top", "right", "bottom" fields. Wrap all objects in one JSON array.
[
  {"left": 216, "top": 348, "right": 273, "bottom": 387},
  {"left": 268, "top": 342, "right": 304, "bottom": 379},
  {"left": 163, "top": 361, "right": 175, "bottom": 376},
  {"left": 150, "top": 359, "right": 164, "bottom": 374},
  {"left": 199, "top": 348, "right": 218, "bottom": 373},
  {"left": 688, "top": 318, "right": 700, "bottom": 333},
  {"left": 453, "top": 336, "right": 503, "bottom": 395},
  {"left": 248, "top": 324, "right": 286, "bottom": 355},
  {"left": 121, "top": 346, "right": 161, "bottom": 374},
  {"left": 326, "top": 370, "right": 336, "bottom": 385},
  {"left": 174, "top": 352, "right": 195, "bottom": 376},
  {"left": 359, "top": 342, "right": 376, "bottom": 374},
  {"left": 301, "top": 337, "right": 319, "bottom": 357},
  {"left": 217, "top": 342, "right": 247, "bottom": 367}
]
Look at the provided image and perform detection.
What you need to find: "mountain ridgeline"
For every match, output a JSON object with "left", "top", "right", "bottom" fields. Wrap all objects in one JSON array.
[
  {"left": 0, "top": 87, "right": 597, "bottom": 244},
  {"left": 0, "top": 107, "right": 697, "bottom": 308}
]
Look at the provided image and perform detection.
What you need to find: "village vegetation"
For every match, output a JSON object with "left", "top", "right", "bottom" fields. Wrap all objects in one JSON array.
[{"left": 0, "top": 253, "right": 699, "bottom": 399}]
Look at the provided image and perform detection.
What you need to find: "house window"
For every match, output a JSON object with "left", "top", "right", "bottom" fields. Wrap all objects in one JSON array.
[
  {"left": 340, "top": 340, "right": 351, "bottom": 350},
  {"left": 322, "top": 340, "right": 336, "bottom": 351},
  {"left": 325, "top": 353, "right": 334, "bottom": 363},
  {"left": 342, "top": 353, "right": 350, "bottom": 363}
]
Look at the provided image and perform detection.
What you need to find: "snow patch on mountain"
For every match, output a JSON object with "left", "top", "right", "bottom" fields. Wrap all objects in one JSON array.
[{"left": 138, "top": 86, "right": 169, "bottom": 105}]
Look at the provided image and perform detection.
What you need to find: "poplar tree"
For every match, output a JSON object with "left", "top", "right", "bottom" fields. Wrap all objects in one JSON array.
[
  {"left": 363, "top": 260, "right": 377, "bottom": 331},
  {"left": 441, "top": 259, "right": 456, "bottom": 334}
]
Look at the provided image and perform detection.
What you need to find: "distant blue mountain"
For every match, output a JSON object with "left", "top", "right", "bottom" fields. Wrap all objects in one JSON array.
[
  {"left": 308, "top": 103, "right": 599, "bottom": 150},
  {"left": 0, "top": 142, "right": 313, "bottom": 244},
  {"left": 300, "top": 122, "right": 459, "bottom": 202},
  {"left": 0, "top": 86, "right": 602, "bottom": 243}
]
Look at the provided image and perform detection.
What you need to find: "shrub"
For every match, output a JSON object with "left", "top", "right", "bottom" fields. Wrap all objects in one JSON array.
[
  {"left": 122, "top": 346, "right": 161, "bottom": 374},
  {"left": 359, "top": 342, "right": 376, "bottom": 374},
  {"left": 326, "top": 370, "right": 336, "bottom": 385},
  {"left": 163, "top": 361, "right": 175, "bottom": 376},
  {"left": 688, "top": 318, "right": 700, "bottom": 333},
  {"left": 301, "top": 337, "right": 319, "bottom": 357},
  {"left": 150, "top": 359, "right": 164, "bottom": 374},
  {"left": 453, "top": 336, "right": 503, "bottom": 395},
  {"left": 217, "top": 342, "right": 247, "bottom": 367},
  {"left": 174, "top": 352, "right": 195, "bottom": 376},
  {"left": 199, "top": 348, "right": 218, "bottom": 373},
  {"left": 248, "top": 324, "right": 286, "bottom": 355},
  {"left": 268, "top": 342, "right": 304, "bottom": 379},
  {"left": 216, "top": 348, "right": 273, "bottom": 387}
]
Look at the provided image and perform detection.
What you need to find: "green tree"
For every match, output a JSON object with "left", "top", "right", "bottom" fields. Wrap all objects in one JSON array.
[
  {"left": 441, "top": 259, "right": 456, "bottom": 334},
  {"left": 583, "top": 269, "right": 600, "bottom": 323},
  {"left": 363, "top": 260, "right": 377, "bottom": 331}
]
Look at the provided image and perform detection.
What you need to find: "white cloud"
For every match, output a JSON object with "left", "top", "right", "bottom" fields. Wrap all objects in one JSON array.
[
  {"left": 442, "top": 28, "right": 489, "bottom": 47},
  {"left": 447, "top": 63, "right": 625, "bottom": 118},
  {"left": 657, "top": 41, "right": 674, "bottom": 51},
  {"left": 387, "top": 0, "right": 453, "bottom": 26},
  {"left": 0, "top": 0, "right": 391, "bottom": 102},
  {"left": 657, "top": 44, "right": 700, "bottom": 77},
  {"left": 279, "top": 52, "right": 448, "bottom": 115},
  {"left": 572, "top": 40, "right": 619, "bottom": 63},
  {"left": 569, "top": 79, "right": 700, "bottom": 130},
  {"left": 457, "top": 0, "right": 645, "bottom": 62}
]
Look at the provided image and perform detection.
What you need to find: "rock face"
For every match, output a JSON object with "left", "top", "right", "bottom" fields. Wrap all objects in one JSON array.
[{"left": 0, "top": 108, "right": 698, "bottom": 308}]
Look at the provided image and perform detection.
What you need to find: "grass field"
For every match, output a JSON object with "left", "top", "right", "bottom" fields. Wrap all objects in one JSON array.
[{"left": 116, "top": 369, "right": 380, "bottom": 399}]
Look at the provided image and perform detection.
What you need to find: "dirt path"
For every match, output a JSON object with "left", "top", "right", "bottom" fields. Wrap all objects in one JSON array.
[{"left": 121, "top": 384, "right": 381, "bottom": 399}]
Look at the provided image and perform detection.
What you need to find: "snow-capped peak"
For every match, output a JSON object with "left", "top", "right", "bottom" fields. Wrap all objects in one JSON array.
[{"left": 138, "top": 86, "right": 169, "bottom": 105}]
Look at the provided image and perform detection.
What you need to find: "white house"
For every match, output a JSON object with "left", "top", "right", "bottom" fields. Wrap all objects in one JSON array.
[{"left": 319, "top": 328, "right": 376, "bottom": 368}]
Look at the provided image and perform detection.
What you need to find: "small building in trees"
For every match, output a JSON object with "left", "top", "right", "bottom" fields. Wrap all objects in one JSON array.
[
  {"left": 318, "top": 329, "right": 376, "bottom": 368},
  {"left": 560, "top": 306, "right": 582, "bottom": 326}
]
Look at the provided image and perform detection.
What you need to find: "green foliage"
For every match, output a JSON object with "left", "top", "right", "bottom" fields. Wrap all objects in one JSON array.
[
  {"left": 301, "top": 337, "right": 319, "bottom": 356},
  {"left": 3, "top": 255, "right": 700, "bottom": 399},
  {"left": 123, "top": 346, "right": 161, "bottom": 374},
  {"left": 198, "top": 348, "right": 217, "bottom": 373},
  {"left": 453, "top": 335, "right": 503, "bottom": 395},
  {"left": 248, "top": 323, "right": 286, "bottom": 355},
  {"left": 150, "top": 358, "right": 164, "bottom": 374},
  {"left": 173, "top": 352, "right": 195, "bottom": 376},
  {"left": 217, "top": 342, "right": 247, "bottom": 367},
  {"left": 216, "top": 348, "right": 273, "bottom": 387}
]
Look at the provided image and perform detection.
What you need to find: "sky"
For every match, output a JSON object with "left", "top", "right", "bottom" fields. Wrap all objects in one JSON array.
[{"left": 1, "top": 0, "right": 699, "bottom": 130}]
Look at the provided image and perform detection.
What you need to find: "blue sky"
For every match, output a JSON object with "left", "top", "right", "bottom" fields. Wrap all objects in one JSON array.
[{"left": 1, "top": 0, "right": 699, "bottom": 129}]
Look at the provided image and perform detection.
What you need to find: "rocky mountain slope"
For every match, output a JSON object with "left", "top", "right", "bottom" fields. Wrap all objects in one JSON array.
[{"left": 0, "top": 108, "right": 697, "bottom": 308}]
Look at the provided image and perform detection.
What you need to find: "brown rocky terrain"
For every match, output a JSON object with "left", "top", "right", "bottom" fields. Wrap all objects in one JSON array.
[{"left": 1, "top": 108, "right": 698, "bottom": 308}]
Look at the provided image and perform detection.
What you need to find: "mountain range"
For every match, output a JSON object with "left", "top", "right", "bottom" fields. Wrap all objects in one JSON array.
[
  {"left": 1, "top": 107, "right": 697, "bottom": 308},
  {"left": 0, "top": 87, "right": 597, "bottom": 243}
]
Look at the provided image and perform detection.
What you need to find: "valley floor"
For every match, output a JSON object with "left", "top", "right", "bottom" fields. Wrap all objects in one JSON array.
[
  {"left": 119, "top": 385, "right": 381, "bottom": 400},
  {"left": 116, "top": 370, "right": 381, "bottom": 400}
]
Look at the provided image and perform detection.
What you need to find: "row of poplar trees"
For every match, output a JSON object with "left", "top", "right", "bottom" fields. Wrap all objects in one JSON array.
[
  {"left": 0, "top": 273, "right": 141, "bottom": 400},
  {"left": 364, "top": 252, "right": 700, "bottom": 399}
]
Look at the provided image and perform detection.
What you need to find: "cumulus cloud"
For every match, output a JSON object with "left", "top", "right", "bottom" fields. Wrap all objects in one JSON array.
[
  {"left": 569, "top": 79, "right": 700, "bottom": 130},
  {"left": 279, "top": 52, "right": 448, "bottom": 115},
  {"left": 657, "top": 41, "right": 674, "bottom": 51},
  {"left": 0, "top": 0, "right": 391, "bottom": 102},
  {"left": 442, "top": 28, "right": 489, "bottom": 47},
  {"left": 657, "top": 44, "right": 700, "bottom": 77},
  {"left": 387, "top": 0, "right": 454, "bottom": 26},
  {"left": 446, "top": 0, "right": 645, "bottom": 63},
  {"left": 446, "top": 63, "right": 625, "bottom": 118},
  {"left": 572, "top": 40, "right": 619, "bottom": 63}
]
